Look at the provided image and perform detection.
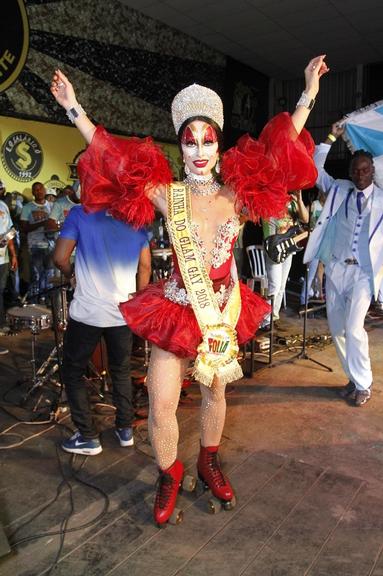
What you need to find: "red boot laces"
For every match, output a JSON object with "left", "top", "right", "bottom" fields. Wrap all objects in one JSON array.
[
  {"left": 155, "top": 471, "right": 175, "bottom": 509},
  {"left": 206, "top": 451, "right": 226, "bottom": 487}
]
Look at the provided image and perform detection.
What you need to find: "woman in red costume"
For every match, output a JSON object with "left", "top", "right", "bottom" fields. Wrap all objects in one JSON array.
[{"left": 51, "top": 55, "right": 328, "bottom": 526}]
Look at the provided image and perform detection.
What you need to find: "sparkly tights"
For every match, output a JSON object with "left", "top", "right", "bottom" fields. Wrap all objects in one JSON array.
[{"left": 147, "top": 344, "right": 227, "bottom": 470}]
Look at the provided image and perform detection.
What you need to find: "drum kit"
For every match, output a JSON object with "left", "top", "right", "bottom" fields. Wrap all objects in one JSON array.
[
  {"left": 3, "top": 241, "right": 174, "bottom": 410},
  {"left": 6, "top": 276, "right": 70, "bottom": 408},
  {"left": 151, "top": 247, "right": 173, "bottom": 281}
]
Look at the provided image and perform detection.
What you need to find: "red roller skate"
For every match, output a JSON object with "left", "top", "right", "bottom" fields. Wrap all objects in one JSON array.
[
  {"left": 197, "top": 445, "right": 236, "bottom": 514},
  {"left": 153, "top": 459, "right": 185, "bottom": 527}
]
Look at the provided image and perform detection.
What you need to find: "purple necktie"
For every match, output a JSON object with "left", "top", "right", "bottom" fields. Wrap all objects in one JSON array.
[{"left": 356, "top": 191, "right": 364, "bottom": 215}]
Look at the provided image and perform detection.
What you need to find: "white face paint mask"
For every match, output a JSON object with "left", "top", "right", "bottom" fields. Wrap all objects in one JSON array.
[{"left": 181, "top": 120, "right": 219, "bottom": 177}]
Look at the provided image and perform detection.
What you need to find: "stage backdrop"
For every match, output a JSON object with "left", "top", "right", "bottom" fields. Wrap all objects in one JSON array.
[{"left": 0, "top": 115, "right": 181, "bottom": 199}]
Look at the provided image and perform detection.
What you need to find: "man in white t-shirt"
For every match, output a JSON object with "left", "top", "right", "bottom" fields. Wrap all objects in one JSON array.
[
  {"left": 46, "top": 184, "right": 80, "bottom": 237},
  {"left": 20, "top": 182, "right": 53, "bottom": 301},
  {"left": 54, "top": 205, "right": 151, "bottom": 455}
]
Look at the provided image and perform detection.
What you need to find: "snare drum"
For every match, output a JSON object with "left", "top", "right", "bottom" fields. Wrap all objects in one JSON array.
[
  {"left": 7, "top": 304, "right": 52, "bottom": 332},
  {"left": 151, "top": 248, "right": 172, "bottom": 259},
  {"left": 151, "top": 247, "right": 173, "bottom": 280}
]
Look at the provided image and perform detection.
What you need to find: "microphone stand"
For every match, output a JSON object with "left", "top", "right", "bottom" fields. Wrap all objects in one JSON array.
[
  {"left": 293, "top": 263, "right": 332, "bottom": 370},
  {"left": 286, "top": 194, "right": 332, "bottom": 371},
  {"left": 246, "top": 196, "right": 332, "bottom": 374}
]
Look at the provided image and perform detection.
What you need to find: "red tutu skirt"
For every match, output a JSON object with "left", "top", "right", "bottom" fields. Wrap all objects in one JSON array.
[{"left": 120, "top": 282, "right": 270, "bottom": 358}]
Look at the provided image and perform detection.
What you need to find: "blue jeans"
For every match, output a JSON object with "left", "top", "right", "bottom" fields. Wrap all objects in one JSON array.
[
  {"left": 29, "top": 245, "right": 54, "bottom": 300},
  {"left": 62, "top": 318, "right": 134, "bottom": 438},
  {"left": 0, "top": 263, "right": 9, "bottom": 325}
]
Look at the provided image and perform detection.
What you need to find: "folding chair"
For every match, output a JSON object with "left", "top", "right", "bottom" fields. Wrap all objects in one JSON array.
[{"left": 245, "top": 244, "right": 268, "bottom": 295}]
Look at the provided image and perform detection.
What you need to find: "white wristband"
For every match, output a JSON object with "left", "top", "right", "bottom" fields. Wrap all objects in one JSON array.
[
  {"left": 66, "top": 104, "right": 86, "bottom": 124},
  {"left": 296, "top": 91, "right": 315, "bottom": 111}
]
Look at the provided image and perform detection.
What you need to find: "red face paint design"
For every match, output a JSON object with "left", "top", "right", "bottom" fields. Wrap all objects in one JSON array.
[{"left": 181, "top": 121, "right": 219, "bottom": 176}]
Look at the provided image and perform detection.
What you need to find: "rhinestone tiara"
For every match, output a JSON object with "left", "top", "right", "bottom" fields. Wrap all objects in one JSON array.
[{"left": 171, "top": 83, "right": 224, "bottom": 135}]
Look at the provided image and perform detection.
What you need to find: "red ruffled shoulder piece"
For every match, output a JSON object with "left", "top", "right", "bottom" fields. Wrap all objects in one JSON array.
[
  {"left": 221, "top": 112, "right": 317, "bottom": 221},
  {"left": 258, "top": 112, "right": 317, "bottom": 190},
  {"left": 78, "top": 126, "right": 173, "bottom": 228}
]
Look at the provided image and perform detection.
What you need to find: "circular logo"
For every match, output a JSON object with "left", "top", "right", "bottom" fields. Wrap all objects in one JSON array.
[
  {"left": 45, "top": 175, "right": 67, "bottom": 190},
  {"left": 1, "top": 132, "right": 43, "bottom": 182},
  {"left": 0, "top": 0, "right": 30, "bottom": 93}
]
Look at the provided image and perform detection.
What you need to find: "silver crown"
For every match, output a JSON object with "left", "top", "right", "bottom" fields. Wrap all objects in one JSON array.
[{"left": 171, "top": 84, "right": 224, "bottom": 134}]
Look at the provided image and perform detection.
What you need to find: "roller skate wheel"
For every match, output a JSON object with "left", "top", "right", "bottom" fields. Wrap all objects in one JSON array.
[
  {"left": 182, "top": 475, "right": 197, "bottom": 492},
  {"left": 207, "top": 496, "right": 222, "bottom": 514},
  {"left": 169, "top": 507, "right": 184, "bottom": 525},
  {"left": 195, "top": 479, "right": 207, "bottom": 497},
  {"left": 223, "top": 494, "right": 237, "bottom": 511}
]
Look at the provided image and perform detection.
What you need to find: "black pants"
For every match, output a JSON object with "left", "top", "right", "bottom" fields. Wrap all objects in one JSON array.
[{"left": 62, "top": 318, "right": 134, "bottom": 439}]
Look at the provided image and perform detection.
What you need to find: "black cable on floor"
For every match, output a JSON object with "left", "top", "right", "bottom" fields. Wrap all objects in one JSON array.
[{"left": 9, "top": 446, "right": 110, "bottom": 570}]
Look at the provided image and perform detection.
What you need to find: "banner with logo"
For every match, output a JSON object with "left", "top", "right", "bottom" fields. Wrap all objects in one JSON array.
[
  {"left": 0, "top": 0, "right": 29, "bottom": 93},
  {"left": 0, "top": 116, "right": 86, "bottom": 198},
  {"left": 342, "top": 100, "right": 383, "bottom": 189},
  {"left": 0, "top": 115, "right": 180, "bottom": 199}
]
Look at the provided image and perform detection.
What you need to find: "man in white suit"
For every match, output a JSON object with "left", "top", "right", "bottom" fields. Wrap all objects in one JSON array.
[{"left": 304, "top": 123, "right": 383, "bottom": 406}]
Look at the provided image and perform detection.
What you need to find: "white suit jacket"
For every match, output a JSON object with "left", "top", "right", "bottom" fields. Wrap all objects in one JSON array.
[{"left": 304, "top": 144, "right": 383, "bottom": 299}]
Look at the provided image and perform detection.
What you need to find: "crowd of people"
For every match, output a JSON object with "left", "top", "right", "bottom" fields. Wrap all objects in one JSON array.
[
  {"left": 0, "top": 50, "right": 381, "bottom": 527},
  {"left": 0, "top": 180, "right": 80, "bottom": 350},
  {"left": 0, "top": 180, "right": 79, "bottom": 334}
]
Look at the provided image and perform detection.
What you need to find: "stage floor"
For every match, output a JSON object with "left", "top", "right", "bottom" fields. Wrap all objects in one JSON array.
[{"left": 1, "top": 305, "right": 383, "bottom": 575}]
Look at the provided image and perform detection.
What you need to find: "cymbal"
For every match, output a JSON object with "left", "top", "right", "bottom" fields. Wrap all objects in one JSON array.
[{"left": 151, "top": 248, "right": 172, "bottom": 258}]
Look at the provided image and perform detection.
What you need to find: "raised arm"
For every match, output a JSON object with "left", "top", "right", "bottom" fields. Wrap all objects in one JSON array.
[
  {"left": 51, "top": 70, "right": 172, "bottom": 227},
  {"left": 324, "top": 121, "right": 345, "bottom": 146},
  {"left": 51, "top": 70, "right": 96, "bottom": 144},
  {"left": 314, "top": 120, "right": 345, "bottom": 193},
  {"left": 291, "top": 55, "right": 329, "bottom": 135}
]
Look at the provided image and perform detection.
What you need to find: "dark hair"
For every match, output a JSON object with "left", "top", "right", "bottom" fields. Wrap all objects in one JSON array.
[
  {"left": 31, "top": 181, "right": 44, "bottom": 191},
  {"left": 351, "top": 149, "right": 374, "bottom": 164},
  {"left": 177, "top": 115, "right": 224, "bottom": 153}
]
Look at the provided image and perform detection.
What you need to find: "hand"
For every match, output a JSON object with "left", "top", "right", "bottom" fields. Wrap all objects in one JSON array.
[
  {"left": 50, "top": 69, "right": 78, "bottom": 110},
  {"left": 10, "top": 254, "right": 18, "bottom": 271},
  {"left": 330, "top": 121, "right": 345, "bottom": 138},
  {"left": 289, "top": 190, "right": 302, "bottom": 201},
  {"left": 145, "top": 183, "right": 166, "bottom": 201},
  {"left": 304, "top": 55, "right": 329, "bottom": 98}
]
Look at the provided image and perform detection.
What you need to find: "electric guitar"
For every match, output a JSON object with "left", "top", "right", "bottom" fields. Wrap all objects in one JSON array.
[{"left": 264, "top": 226, "right": 309, "bottom": 263}]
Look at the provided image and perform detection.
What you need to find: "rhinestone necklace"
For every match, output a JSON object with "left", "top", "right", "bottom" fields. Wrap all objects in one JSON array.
[{"left": 183, "top": 173, "right": 221, "bottom": 196}]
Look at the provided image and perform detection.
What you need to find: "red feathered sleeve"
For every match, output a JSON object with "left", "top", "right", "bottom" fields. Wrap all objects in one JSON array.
[
  {"left": 221, "top": 112, "right": 317, "bottom": 221},
  {"left": 78, "top": 126, "right": 173, "bottom": 228}
]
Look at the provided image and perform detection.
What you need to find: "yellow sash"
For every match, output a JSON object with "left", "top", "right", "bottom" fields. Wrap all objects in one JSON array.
[{"left": 167, "top": 182, "right": 243, "bottom": 387}]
